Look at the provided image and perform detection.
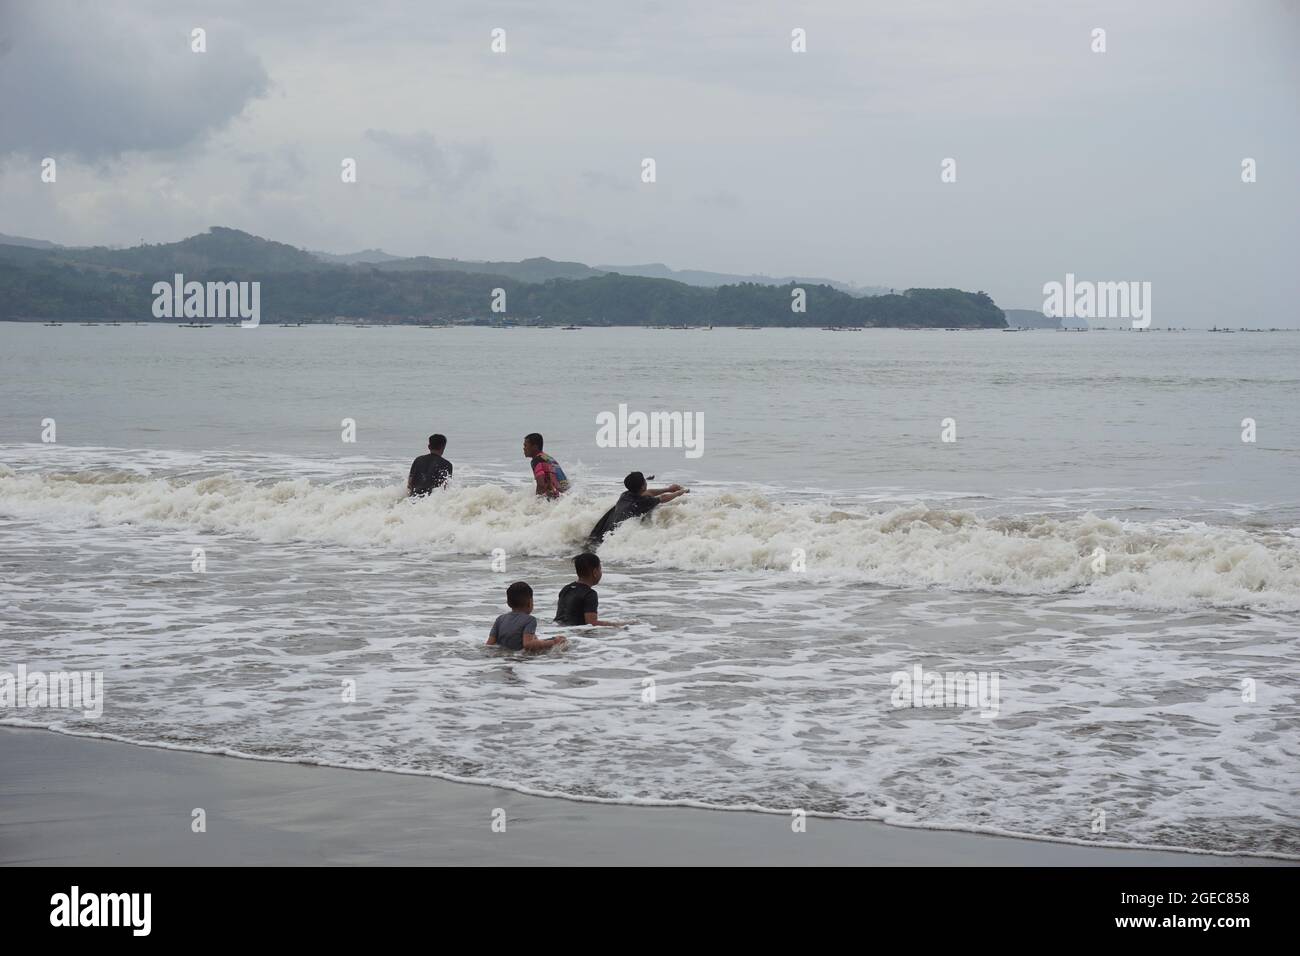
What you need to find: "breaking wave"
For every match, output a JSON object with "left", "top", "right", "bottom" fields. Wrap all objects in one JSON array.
[{"left": 4, "top": 465, "right": 1299, "bottom": 612}]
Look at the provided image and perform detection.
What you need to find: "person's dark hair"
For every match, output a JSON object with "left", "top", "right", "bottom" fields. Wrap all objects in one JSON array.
[
  {"left": 574, "top": 552, "right": 601, "bottom": 578},
  {"left": 624, "top": 471, "right": 647, "bottom": 493},
  {"left": 429, "top": 434, "right": 447, "bottom": 452},
  {"left": 506, "top": 581, "right": 533, "bottom": 610},
  {"left": 525, "top": 432, "right": 544, "bottom": 451}
]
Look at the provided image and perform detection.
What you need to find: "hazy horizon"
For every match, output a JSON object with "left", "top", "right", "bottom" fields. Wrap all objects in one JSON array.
[{"left": 1, "top": 0, "right": 1297, "bottom": 320}]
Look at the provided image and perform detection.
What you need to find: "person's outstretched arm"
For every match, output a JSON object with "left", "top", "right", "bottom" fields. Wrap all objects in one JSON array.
[
  {"left": 654, "top": 488, "right": 689, "bottom": 504},
  {"left": 522, "top": 630, "right": 565, "bottom": 651}
]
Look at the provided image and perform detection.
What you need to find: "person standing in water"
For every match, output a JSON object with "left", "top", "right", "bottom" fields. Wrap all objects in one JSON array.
[
  {"left": 524, "top": 432, "right": 570, "bottom": 498},
  {"left": 408, "top": 433, "right": 453, "bottom": 496}
]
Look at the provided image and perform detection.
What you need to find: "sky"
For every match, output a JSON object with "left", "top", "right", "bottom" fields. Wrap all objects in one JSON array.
[{"left": 0, "top": 0, "right": 1297, "bottom": 321}]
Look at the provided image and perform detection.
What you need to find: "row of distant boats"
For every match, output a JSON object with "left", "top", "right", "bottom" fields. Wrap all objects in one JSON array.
[
  {"left": 35, "top": 322, "right": 886, "bottom": 331},
  {"left": 34, "top": 322, "right": 1290, "bottom": 332},
  {"left": 35, "top": 321, "right": 867, "bottom": 330}
]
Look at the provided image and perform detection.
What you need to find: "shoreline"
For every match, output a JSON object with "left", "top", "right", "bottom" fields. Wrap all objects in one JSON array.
[
  {"left": 5, "top": 319, "right": 1297, "bottom": 331},
  {"left": 1, "top": 726, "right": 1288, "bottom": 866}
]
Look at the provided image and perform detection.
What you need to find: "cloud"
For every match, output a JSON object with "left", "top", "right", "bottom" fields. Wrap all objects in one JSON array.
[
  {"left": 0, "top": 0, "right": 269, "bottom": 159},
  {"left": 361, "top": 129, "right": 494, "bottom": 191},
  {"left": 580, "top": 169, "right": 632, "bottom": 191},
  {"left": 696, "top": 188, "right": 741, "bottom": 210}
]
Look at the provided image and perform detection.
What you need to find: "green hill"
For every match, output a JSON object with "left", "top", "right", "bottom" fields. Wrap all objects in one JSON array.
[
  {"left": 372, "top": 255, "right": 606, "bottom": 283},
  {"left": 0, "top": 228, "right": 1006, "bottom": 328}
]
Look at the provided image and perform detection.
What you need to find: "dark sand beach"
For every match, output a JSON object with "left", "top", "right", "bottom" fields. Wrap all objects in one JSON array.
[{"left": 0, "top": 728, "right": 1286, "bottom": 867}]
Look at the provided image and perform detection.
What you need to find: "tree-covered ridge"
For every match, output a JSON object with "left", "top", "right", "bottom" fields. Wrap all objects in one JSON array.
[{"left": 0, "top": 228, "right": 1006, "bottom": 327}]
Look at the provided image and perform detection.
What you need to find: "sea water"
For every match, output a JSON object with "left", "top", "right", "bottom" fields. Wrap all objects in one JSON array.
[{"left": 1, "top": 324, "right": 1297, "bottom": 857}]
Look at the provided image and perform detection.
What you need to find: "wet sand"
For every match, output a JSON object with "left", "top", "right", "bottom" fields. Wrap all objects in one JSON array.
[{"left": 0, "top": 727, "right": 1287, "bottom": 866}]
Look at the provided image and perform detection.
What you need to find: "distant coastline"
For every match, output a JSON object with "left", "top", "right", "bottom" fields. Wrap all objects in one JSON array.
[{"left": 0, "top": 227, "right": 1005, "bottom": 329}]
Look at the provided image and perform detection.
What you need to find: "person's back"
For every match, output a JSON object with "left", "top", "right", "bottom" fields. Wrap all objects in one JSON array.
[
  {"left": 487, "top": 582, "right": 565, "bottom": 653},
  {"left": 555, "top": 553, "right": 623, "bottom": 627},
  {"left": 609, "top": 488, "right": 657, "bottom": 524},
  {"left": 410, "top": 452, "right": 452, "bottom": 494},
  {"left": 554, "top": 581, "right": 595, "bottom": 626},
  {"left": 489, "top": 609, "right": 537, "bottom": 651},
  {"left": 409, "top": 434, "right": 452, "bottom": 496}
]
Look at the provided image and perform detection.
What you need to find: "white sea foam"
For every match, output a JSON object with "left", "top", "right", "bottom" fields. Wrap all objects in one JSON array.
[
  {"left": 2, "top": 464, "right": 1299, "bottom": 612},
  {"left": 3, "top": 450, "right": 1298, "bottom": 858}
]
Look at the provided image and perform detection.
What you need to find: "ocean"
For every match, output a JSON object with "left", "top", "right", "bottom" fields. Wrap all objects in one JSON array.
[{"left": 1, "top": 323, "right": 1297, "bottom": 857}]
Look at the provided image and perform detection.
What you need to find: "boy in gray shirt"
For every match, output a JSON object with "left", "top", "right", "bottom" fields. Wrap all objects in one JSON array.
[{"left": 487, "top": 582, "right": 566, "bottom": 653}]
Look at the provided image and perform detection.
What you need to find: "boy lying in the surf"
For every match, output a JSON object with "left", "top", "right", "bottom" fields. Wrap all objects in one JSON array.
[
  {"left": 586, "top": 471, "right": 689, "bottom": 548},
  {"left": 486, "top": 582, "right": 566, "bottom": 653}
]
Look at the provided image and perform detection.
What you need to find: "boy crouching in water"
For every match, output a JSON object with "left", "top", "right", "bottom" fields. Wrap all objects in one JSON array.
[
  {"left": 487, "top": 582, "right": 566, "bottom": 653},
  {"left": 555, "top": 552, "right": 625, "bottom": 627}
]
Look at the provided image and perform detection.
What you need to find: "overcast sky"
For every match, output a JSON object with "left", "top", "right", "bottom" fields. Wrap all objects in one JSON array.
[{"left": 1, "top": 0, "right": 1296, "bottom": 321}]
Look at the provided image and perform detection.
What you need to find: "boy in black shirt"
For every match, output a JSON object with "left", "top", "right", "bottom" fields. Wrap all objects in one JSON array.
[
  {"left": 555, "top": 553, "right": 624, "bottom": 627},
  {"left": 408, "top": 434, "right": 453, "bottom": 496},
  {"left": 586, "top": 471, "right": 689, "bottom": 546}
]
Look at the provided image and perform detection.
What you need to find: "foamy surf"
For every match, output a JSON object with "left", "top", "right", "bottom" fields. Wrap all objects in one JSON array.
[
  {"left": 3, "top": 464, "right": 1299, "bottom": 612},
  {"left": 3, "top": 444, "right": 1298, "bottom": 859}
]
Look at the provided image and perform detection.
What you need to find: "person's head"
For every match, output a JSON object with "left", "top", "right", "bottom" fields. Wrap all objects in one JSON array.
[
  {"left": 574, "top": 552, "right": 602, "bottom": 585},
  {"left": 523, "top": 433, "right": 544, "bottom": 458},
  {"left": 428, "top": 434, "right": 447, "bottom": 454},
  {"left": 506, "top": 581, "right": 533, "bottom": 613},
  {"left": 624, "top": 471, "right": 648, "bottom": 495}
]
